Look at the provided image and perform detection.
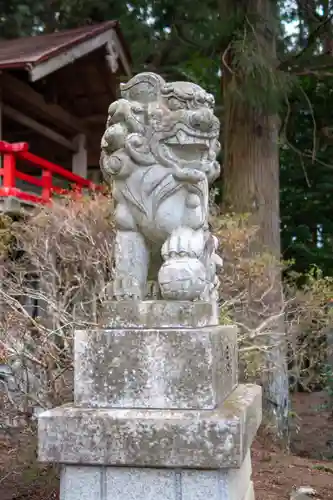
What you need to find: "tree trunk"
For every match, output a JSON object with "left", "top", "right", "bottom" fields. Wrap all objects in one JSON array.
[{"left": 220, "top": 0, "right": 289, "bottom": 442}]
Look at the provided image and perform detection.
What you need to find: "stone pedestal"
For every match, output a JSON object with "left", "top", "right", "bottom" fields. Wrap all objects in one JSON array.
[{"left": 38, "top": 301, "right": 262, "bottom": 500}]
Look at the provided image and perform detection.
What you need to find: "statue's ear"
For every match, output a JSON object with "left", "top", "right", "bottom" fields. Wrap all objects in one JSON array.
[{"left": 120, "top": 72, "right": 165, "bottom": 104}]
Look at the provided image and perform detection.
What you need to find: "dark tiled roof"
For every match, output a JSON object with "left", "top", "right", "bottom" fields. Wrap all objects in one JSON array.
[{"left": 0, "top": 21, "right": 131, "bottom": 69}]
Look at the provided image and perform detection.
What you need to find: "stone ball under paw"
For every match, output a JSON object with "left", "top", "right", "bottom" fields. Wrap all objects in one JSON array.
[{"left": 158, "top": 257, "right": 206, "bottom": 301}]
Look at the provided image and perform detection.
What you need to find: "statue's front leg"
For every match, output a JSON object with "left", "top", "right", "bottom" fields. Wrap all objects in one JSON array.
[{"left": 113, "top": 230, "right": 149, "bottom": 300}]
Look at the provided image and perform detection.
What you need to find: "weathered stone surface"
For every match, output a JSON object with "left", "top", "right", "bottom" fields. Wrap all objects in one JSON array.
[
  {"left": 106, "top": 468, "right": 176, "bottom": 500},
  {"left": 100, "top": 72, "right": 222, "bottom": 302},
  {"left": 60, "top": 466, "right": 101, "bottom": 500},
  {"left": 179, "top": 450, "right": 252, "bottom": 500},
  {"left": 59, "top": 455, "right": 253, "bottom": 500},
  {"left": 38, "top": 384, "right": 262, "bottom": 469},
  {"left": 74, "top": 325, "right": 237, "bottom": 409},
  {"left": 102, "top": 300, "right": 217, "bottom": 328}
]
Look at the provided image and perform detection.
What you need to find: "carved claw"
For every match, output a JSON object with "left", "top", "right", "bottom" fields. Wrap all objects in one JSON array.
[
  {"left": 158, "top": 227, "right": 208, "bottom": 301},
  {"left": 144, "top": 281, "right": 160, "bottom": 299},
  {"left": 161, "top": 227, "right": 205, "bottom": 261},
  {"left": 112, "top": 277, "right": 144, "bottom": 301}
]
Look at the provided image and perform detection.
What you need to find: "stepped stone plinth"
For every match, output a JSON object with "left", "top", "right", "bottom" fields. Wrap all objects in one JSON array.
[
  {"left": 39, "top": 301, "right": 261, "bottom": 500},
  {"left": 38, "top": 71, "right": 261, "bottom": 500}
]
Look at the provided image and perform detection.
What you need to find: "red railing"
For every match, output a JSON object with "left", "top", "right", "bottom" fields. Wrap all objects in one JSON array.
[{"left": 0, "top": 141, "right": 98, "bottom": 205}]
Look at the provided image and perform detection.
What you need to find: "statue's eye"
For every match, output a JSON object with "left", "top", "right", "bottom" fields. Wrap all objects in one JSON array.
[{"left": 168, "top": 98, "right": 185, "bottom": 110}]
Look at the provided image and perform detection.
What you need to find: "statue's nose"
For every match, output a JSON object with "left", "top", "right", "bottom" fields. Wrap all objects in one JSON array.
[{"left": 189, "top": 108, "right": 214, "bottom": 132}]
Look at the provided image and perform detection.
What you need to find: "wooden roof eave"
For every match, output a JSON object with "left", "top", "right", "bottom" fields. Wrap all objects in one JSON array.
[{"left": 28, "top": 27, "right": 131, "bottom": 83}]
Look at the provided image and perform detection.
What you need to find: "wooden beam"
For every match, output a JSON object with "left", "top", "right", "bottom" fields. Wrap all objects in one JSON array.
[
  {"left": 72, "top": 134, "right": 87, "bottom": 178},
  {"left": 3, "top": 104, "right": 77, "bottom": 151},
  {"left": 0, "top": 91, "right": 2, "bottom": 170},
  {"left": 98, "top": 52, "right": 117, "bottom": 103},
  {"left": 29, "top": 30, "right": 119, "bottom": 83},
  {"left": 88, "top": 168, "right": 102, "bottom": 184},
  {"left": 0, "top": 97, "right": 2, "bottom": 142},
  {"left": 110, "top": 30, "right": 132, "bottom": 77},
  {"left": 1, "top": 73, "right": 84, "bottom": 134}
]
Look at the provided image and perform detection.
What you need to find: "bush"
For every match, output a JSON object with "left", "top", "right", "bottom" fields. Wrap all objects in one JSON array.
[
  {"left": 212, "top": 213, "right": 333, "bottom": 390},
  {"left": 0, "top": 191, "right": 115, "bottom": 416}
]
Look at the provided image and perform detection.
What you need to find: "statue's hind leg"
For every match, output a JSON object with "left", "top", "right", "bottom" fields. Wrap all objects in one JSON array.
[{"left": 113, "top": 230, "right": 149, "bottom": 300}]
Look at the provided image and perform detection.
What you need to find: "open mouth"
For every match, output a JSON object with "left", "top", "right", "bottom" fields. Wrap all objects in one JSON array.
[{"left": 163, "top": 129, "right": 217, "bottom": 162}]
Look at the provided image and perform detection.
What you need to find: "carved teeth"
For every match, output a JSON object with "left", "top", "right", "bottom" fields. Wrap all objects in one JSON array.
[
  {"left": 175, "top": 131, "right": 212, "bottom": 146},
  {"left": 165, "top": 132, "right": 214, "bottom": 148}
]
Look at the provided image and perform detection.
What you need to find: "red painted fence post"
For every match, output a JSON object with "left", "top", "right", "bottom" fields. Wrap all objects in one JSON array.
[
  {"left": 41, "top": 170, "right": 52, "bottom": 203},
  {"left": 3, "top": 153, "right": 16, "bottom": 189}
]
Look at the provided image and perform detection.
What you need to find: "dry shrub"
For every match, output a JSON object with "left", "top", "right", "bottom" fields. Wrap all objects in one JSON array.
[
  {"left": 213, "top": 213, "right": 285, "bottom": 382},
  {"left": 285, "top": 267, "right": 333, "bottom": 391},
  {"left": 212, "top": 212, "right": 333, "bottom": 390},
  {"left": 0, "top": 191, "right": 115, "bottom": 417},
  {"left": 0, "top": 214, "right": 13, "bottom": 258}
]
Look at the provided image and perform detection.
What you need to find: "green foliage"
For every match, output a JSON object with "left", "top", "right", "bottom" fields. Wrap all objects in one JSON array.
[
  {"left": 227, "top": 15, "right": 295, "bottom": 113},
  {"left": 281, "top": 74, "right": 333, "bottom": 276},
  {"left": 176, "top": 54, "right": 220, "bottom": 96}
]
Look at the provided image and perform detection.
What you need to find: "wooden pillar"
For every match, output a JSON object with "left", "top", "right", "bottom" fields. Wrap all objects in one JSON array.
[
  {"left": 0, "top": 90, "right": 3, "bottom": 174},
  {"left": 0, "top": 101, "right": 2, "bottom": 141},
  {"left": 89, "top": 169, "right": 101, "bottom": 184},
  {"left": 72, "top": 134, "right": 87, "bottom": 179}
]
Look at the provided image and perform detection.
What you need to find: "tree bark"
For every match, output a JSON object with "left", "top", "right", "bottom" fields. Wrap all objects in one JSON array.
[{"left": 220, "top": 0, "right": 289, "bottom": 442}]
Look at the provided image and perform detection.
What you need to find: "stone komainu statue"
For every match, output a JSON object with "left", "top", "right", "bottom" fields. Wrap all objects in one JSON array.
[{"left": 100, "top": 72, "right": 222, "bottom": 302}]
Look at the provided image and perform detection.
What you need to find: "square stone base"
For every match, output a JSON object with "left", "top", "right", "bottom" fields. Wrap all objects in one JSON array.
[
  {"left": 38, "top": 384, "right": 262, "bottom": 469},
  {"left": 74, "top": 324, "right": 238, "bottom": 409},
  {"left": 60, "top": 451, "right": 254, "bottom": 500}
]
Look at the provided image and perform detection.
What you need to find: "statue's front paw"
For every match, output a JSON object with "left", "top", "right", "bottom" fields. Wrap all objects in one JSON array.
[
  {"left": 111, "top": 277, "right": 144, "bottom": 300},
  {"left": 161, "top": 226, "right": 205, "bottom": 260}
]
